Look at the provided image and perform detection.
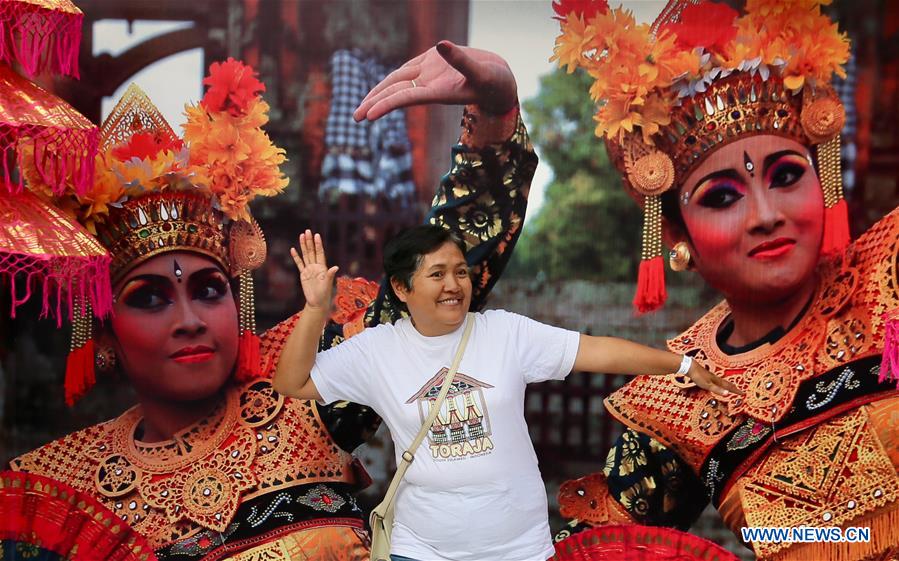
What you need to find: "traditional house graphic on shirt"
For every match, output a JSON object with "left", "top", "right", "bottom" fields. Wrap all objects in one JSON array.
[{"left": 407, "top": 369, "right": 495, "bottom": 460}]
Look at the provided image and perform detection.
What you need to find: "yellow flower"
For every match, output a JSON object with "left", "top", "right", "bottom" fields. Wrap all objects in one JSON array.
[
  {"left": 551, "top": 12, "right": 593, "bottom": 73},
  {"left": 241, "top": 97, "right": 270, "bottom": 129},
  {"left": 181, "top": 103, "right": 212, "bottom": 146},
  {"left": 594, "top": 96, "right": 639, "bottom": 140},
  {"left": 782, "top": 14, "right": 849, "bottom": 90},
  {"left": 651, "top": 29, "right": 702, "bottom": 83},
  {"left": 637, "top": 93, "right": 673, "bottom": 144},
  {"left": 202, "top": 119, "right": 252, "bottom": 166}
]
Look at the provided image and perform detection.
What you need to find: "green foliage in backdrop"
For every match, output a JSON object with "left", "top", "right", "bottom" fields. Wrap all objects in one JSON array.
[{"left": 508, "top": 69, "right": 641, "bottom": 281}]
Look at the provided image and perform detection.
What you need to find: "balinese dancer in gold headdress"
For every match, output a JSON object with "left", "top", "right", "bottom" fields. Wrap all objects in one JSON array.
[
  {"left": 10, "top": 40, "right": 536, "bottom": 559},
  {"left": 548, "top": 1, "right": 898, "bottom": 560}
]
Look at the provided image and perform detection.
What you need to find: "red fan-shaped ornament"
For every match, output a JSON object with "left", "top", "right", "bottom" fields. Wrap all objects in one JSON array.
[
  {"left": 0, "top": 471, "right": 158, "bottom": 561},
  {"left": 552, "top": 525, "right": 740, "bottom": 561}
]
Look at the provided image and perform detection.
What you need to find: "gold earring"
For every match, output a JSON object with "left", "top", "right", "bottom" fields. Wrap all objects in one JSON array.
[{"left": 669, "top": 242, "right": 691, "bottom": 272}]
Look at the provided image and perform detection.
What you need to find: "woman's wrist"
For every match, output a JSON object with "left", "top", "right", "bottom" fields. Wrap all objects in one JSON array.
[
  {"left": 675, "top": 355, "right": 693, "bottom": 376},
  {"left": 302, "top": 303, "right": 330, "bottom": 323}
]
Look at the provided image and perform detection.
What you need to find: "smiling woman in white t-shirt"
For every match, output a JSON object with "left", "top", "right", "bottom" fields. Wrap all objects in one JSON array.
[{"left": 273, "top": 224, "right": 740, "bottom": 561}]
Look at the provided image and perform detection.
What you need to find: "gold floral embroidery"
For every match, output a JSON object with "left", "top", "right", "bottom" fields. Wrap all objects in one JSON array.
[
  {"left": 457, "top": 196, "right": 503, "bottom": 244},
  {"left": 617, "top": 430, "right": 649, "bottom": 476},
  {"left": 660, "top": 459, "right": 684, "bottom": 514},
  {"left": 142, "top": 429, "right": 258, "bottom": 532},
  {"left": 620, "top": 477, "right": 656, "bottom": 518}
]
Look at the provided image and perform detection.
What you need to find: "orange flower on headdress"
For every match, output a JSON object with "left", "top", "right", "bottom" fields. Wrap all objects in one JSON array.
[
  {"left": 662, "top": 1, "right": 738, "bottom": 57},
  {"left": 551, "top": 0, "right": 608, "bottom": 21},
  {"left": 781, "top": 19, "right": 849, "bottom": 90},
  {"left": 201, "top": 58, "right": 266, "bottom": 117},
  {"left": 595, "top": 96, "right": 639, "bottom": 140},
  {"left": 184, "top": 88, "right": 288, "bottom": 222},
  {"left": 636, "top": 93, "right": 673, "bottom": 144},
  {"left": 744, "top": 0, "right": 832, "bottom": 20},
  {"left": 551, "top": 12, "right": 595, "bottom": 74},
  {"left": 549, "top": 0, "right": 851, "bottom": 147}
]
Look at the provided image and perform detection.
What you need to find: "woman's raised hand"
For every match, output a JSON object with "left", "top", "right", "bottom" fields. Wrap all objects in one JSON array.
[
  {"left": 290, "top": 230, "right": 339, "bottom": 311},
  {"left": 353, "top": 40, "right": 517, "bottom": 122}
]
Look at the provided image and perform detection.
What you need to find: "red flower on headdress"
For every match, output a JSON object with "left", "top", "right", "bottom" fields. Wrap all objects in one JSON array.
[
  {"left": 201, "top": 58, "right": 266, "bottom": 116},
  {"left": 111, "top": 132, "right": 183, "bottom": 162},
  {"left": 663, "top": 1, "right": 739, "bottom": 56},
  {"left": 552, "top": 0, "right": 609, "bottom": 21}
]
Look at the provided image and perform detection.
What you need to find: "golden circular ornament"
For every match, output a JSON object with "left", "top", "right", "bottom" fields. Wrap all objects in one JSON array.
[
  {"left": 238, "top": 380, "right": 284, "bottom": 428},
  {"left": 94, "top": 454, "right": 142, "bottom": 498},
  {"left": 817, "top": 267, "right": 858, "bottom": 318},
  {"left": 185, "top": 469, "right": 230, "bottom": 514},
  {"left": 229, "top": 218, "right": 266, "bottom": 273},
  {"left": 627, "top": 150, "right": 675, "bottom": 196},
  {"left": 801, "top": 97, "right": 845, "bottom": 144}
]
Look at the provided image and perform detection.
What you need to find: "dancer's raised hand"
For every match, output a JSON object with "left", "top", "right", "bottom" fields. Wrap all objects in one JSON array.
[{"left": 353, "top": 40, "right": 517, "bottom": 121}]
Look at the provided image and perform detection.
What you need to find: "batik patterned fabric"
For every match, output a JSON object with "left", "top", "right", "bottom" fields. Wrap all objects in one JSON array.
[
  {"left": 319, "top": 50, "right": 414, "bottom": 203},
  {"left": 557, "top": 209, "right": 899, "bottom": 561}
]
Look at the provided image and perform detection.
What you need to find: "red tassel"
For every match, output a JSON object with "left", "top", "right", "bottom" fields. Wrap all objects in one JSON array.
[
  {"left": 880, "top": 311, "right": 899, "bottom": 387},
  {"left": 64, "top": 339, "right": 95, "bottom": 407},
  {"left": 236, "top": 330, "right": 262, "bottom": 381},
  {"left": 821, "top": 199, "right": 850, "bottom": 256},
  {"left": 633, "top": 256, "right": 667, "bottom": 315}
]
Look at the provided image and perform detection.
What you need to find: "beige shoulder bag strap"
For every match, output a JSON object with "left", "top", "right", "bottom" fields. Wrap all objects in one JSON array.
[{"left": 368, "top": 312, "right": 475, "bottom": 561}]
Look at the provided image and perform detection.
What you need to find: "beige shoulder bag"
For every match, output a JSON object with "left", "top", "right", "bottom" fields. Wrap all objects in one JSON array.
[{"left": 369, "top": 313, "right": 475, "bottom": 561}]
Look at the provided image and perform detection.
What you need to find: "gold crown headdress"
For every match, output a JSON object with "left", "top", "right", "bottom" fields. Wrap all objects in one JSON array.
[
  {"left": 552, "top": 0, "right": 850, "bottom": 313},
  {"left": 51, "top": 59, "right": 287, "bottom": 404}
]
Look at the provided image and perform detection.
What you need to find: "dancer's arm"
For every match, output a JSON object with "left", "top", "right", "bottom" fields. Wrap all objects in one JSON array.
[{"left": 356, "top": 41, "right": 536, "bottom": 315}]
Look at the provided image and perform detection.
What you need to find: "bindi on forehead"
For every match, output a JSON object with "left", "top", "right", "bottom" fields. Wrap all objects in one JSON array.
[
  {"left": 173, "top": 259, "right": 183, "bottom": 282},
  {"left": 743, "top": 151, "right": 755, "bottom": 177}
]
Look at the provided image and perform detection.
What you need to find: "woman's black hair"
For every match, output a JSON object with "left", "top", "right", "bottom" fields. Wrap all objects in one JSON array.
[{"left": 383, "top": 225, "right": 467, "bottom": 312}]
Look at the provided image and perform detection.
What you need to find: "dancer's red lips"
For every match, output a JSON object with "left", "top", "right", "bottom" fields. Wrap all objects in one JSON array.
[
  {"left": 749, "top": 238, "right": 796, "bottom": 259},
  {"left": 170, "top": 345, "right": 215, "bottom": 363}
]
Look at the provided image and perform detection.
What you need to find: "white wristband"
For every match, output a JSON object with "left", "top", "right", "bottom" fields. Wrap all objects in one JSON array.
[{"left": 676, "top": 355, "right": 693, "bottom": 376}]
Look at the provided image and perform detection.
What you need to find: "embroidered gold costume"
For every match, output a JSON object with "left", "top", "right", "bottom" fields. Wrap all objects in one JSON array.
[
  {"left": 11, "top": 355, "right": 365, "bottom": 554},
  {"left": 591, "top": 210, "right": 899, "bottom": 561}
]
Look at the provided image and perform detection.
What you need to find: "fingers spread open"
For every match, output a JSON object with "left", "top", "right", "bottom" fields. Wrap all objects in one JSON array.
[
  {"left": 300, "top": 230, "right": 314, "bottom": 266},
  {"left": 290, "top": 247, "right": 304, "bottom": 272},
  {"left": 313, "top": 233, "right": 326, "bottom": 266}
]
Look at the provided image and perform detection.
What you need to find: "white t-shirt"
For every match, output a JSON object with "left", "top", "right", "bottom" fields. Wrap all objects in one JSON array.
[{"left": 311, "top": 309, "right": 580, "bottom": 561}]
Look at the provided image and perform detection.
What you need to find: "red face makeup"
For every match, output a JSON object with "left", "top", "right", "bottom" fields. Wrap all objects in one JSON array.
[
  {"left": 676, "top": 135, "right": 824, "bottom": 304},
  {"left": 106, "top": 252, "right": 239, "bottom": 403}
]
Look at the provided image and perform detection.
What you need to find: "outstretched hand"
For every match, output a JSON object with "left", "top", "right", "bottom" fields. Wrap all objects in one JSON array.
[
  {"left": 353, "top": 40, "right": 517, "bottom": 122},
  {"left": 687, "top": 362, "right": 743, "bottom": 398},
  {"left": 290, "top": 230, "right": 339, "bottom": 311}
]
